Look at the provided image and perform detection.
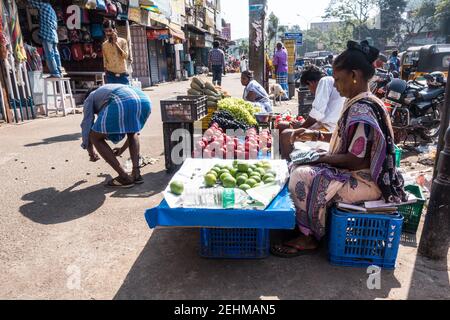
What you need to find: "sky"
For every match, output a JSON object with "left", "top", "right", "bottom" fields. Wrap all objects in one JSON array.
[{"left": 221, "top": 0, "right": 333, "bottom": 40}]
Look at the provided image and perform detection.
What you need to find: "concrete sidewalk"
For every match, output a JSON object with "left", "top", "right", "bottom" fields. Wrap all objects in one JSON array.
[{"left": 0, "top": 73, "right": 448, "bottom": 300}]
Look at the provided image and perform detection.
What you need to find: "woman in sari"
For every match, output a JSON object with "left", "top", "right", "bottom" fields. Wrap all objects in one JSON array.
[
  {"left": 241, "top": 70, "right": 273, "bottom": 113},
  {"left": 271, "top": 41, "right": 406, "bottom": 257}
]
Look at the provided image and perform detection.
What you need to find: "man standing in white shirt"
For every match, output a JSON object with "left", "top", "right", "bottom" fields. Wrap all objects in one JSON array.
[{"left": 280, "top": 66, "right": 345, "bottom": 159}]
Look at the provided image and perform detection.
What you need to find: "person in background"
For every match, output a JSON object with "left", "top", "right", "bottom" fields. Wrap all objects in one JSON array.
[
  {"left": 208, "top": 41, "right": 226, "bottom": 86},
  {"left": 29, "top": 0, "right": 62, "bottom": 78},
  {"left": 80, "top": 84, "right": 151, "bottom": 188},
  {"left": 280, "top": 66, "right": 345, "bottom": 159},
  {"left": 273, "top": 42, "right": 289, "bottom": 100},
  {"left": 241, "top": 70, "right": 273, "bottom": 113},
  {"left": 388, "top": 50, "right": 400, "bottom": 73},
  {"left": 240, "top": 55, "right": 248, "bottom": 72},
  {"left": 271, "top": 40, "right": 406, "bottom": 258},
  {"left": 102, "top": 20, "right": 130, "bottom": 85}
]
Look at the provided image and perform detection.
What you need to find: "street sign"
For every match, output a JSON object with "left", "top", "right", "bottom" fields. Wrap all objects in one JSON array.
[{"left": 284, "top": 32, "right": 303, "bottom": 40}]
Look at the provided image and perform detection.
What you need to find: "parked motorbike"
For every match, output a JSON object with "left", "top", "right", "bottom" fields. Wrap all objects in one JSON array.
[
  {"left": 384, "top": 72, "right": 446, "bottom": 142},
  {"left": 371, "top": 69, "right": 398, "bottom": 99}
]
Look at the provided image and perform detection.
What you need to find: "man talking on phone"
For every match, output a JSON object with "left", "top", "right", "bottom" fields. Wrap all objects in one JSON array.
[{"left": 102, "top": 20, "right": 130, "bottom": 85}]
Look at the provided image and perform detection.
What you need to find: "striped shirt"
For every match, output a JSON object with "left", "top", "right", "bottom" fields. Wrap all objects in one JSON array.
[
  {"left": 29, "top": 0, "right": 58, "bottom": 43},
  {"left": 208, "top": 48, "right": 225, "bottom": 68}
]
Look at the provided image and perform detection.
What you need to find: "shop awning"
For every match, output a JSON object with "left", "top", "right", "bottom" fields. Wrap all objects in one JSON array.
[
  {"left": 169, "top": 24, "right": 185, "bottom": 41},
  {"left": 185, "top": 23, "right": 208, "bottom": 35}
]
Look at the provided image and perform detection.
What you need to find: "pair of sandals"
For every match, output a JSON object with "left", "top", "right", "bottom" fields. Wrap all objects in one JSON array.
[
  {"left": 107, "top": 171, "right": 144, "bottom": 189},
  {"left": 270, "top": 238, "right": 320, "bottom": 258}
]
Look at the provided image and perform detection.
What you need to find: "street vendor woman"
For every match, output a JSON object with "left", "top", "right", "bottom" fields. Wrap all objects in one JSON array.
[
  {"left": 271, "top": 40, "right": 407, "bottom": 258},
  {"left": 80, "top": 84, "right": 151, "bottom": 188},
  {"left": 241, "top": 70, "right": 273, "bottom": 113}
]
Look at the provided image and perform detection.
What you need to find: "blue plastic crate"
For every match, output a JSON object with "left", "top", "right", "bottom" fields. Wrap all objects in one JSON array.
[
  {"left": 200, "top": 228, "right": 270, "bottom": 259},
  {"left": 328, "top": 208, "right": 403, "bottom": 270}
]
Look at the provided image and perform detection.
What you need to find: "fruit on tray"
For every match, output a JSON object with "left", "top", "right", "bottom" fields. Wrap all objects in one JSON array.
[
  {"left": 170, "top": 181, "right": 185, "bottom": 195},
  {"left": 217, "top": 98, "right": 259, "bottom": 126},
  {"left": 194, "top": 124, "right": 273, "bottom": 160},
  {"left": 203, "top": 161, "right": 276, "bottom": 189}
]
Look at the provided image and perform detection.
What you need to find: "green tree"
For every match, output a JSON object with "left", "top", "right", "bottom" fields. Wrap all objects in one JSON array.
[
  {"left": 377, "top": 0, "right": 407, "bottom": 49},
  {"left": 435, "top": 0, "right": 450, "bottom": 42},
  {"left": 266, "top": 12, "right": 279, "bottom": 54},
  {"left": 324, "top": 0, "right": 378, "bottom": 40},
  {"left": 396, "top": 0, "right": 438, "bottom": 50}
]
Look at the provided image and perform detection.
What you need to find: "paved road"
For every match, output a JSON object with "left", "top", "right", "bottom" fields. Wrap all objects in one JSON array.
[{"left": 0, "top": 73, "right": 448, "bottom": 300}]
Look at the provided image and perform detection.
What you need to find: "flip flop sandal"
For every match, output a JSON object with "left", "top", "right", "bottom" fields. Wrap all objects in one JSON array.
[
  {"left": 106, "top": 177, "right": 135, "bottom": 189},
  {"left": 270, "top": 243, "right": 318, "bottom": 258}
]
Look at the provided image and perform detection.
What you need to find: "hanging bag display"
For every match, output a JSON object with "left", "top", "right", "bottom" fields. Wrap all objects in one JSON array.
[
  {"left": 60, "top": 45, "right": 72, "bottom": 62},
  {"left": 71, "top": 43, "right": 84, "bottom": 61},
  {"left": 57, "top": 26, "right": 69, "bottom": 43},
  {"left": 90, "top": 24, "right": 104, "bottom": 39},
  {"left": 81, "top": 26, "right": 92, "bottom": 42},
  {"left": 69, "top": 29, "right": 81, "bottom": 43},
  {"left": 96, "top": 0, "right": 107, "bottom": 11}
]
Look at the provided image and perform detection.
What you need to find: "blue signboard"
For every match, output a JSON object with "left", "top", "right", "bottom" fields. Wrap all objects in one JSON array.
[
  {"left": 285, "top": 32, "right": 303, "bottom": 40},
  {"left": 249, "top": 4, "right": 264, "bottom": 12}
]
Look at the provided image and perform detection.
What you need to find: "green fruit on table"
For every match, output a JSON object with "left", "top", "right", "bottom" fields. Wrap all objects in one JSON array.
[
  {"left": 239, "top": 184, "right": 251, "bottom": 191},
  {"left": 211, "top": 167, "right": 221, "bottom": 174},
  {"left": 262, "top": 163, "right": 272, "bottom": 170},
  {"left": 208, "top": 171, "right": 218, "bottom": 178},
  {"left": 253, "top": 182, "right": 263, "bottom": 188},
  {"left": 223, "top": 177, "right": 237, "bottom": 188},
  {"left": 237, "top": 163, "right": 249, "bottom": 172},
  {"left": 263, "top": 173, "right": 275, "bottom": 181},
  {"left": 236, "top": 172, "right": 249, "bottom": 180},
  {"left": 264, "top": 177, "right": 275, "bottom": 184},
  {"left": 219, "top": 169, "right": 230, "bottom": 177},
  {"left": 236, "top": 176, "right": 247, "bottom": 186},
  {"left": 247, "top": 168, "right": 254, "bottom": 175},
  {"left": 233, "top": 160, "right": 239, "bottom": 167},
  {"left": 220, "top": 173, "right": 233, "bottom": 182},
  {"left": 170, "top": 181, "right": 184, "bottom": 195},
  {"left": 250, "top": 175, "right": 261, "bottom": 183},
  {"left": 224, "top": 166, "right": 233, "bottom": 172},
  {"left": 204, "top": 174, "right": 217, "bottom": 187},
  {"left": 250, "top": 164, "right": 257, "bottom": 171},
  {"left": 255, "top": 168, "right": 266, "bottom": 176},
  {"left": 230, "top": 168, "right": 238, "bottom": 177},
  {"left": 250, "top": 171, "right": 261, "bottom": 178},
  {"left": 246, "top": 178, "right": 257, "bottom": 187},
  {"left": 266, "top": 170, "right": 277, "bottom": 176}
]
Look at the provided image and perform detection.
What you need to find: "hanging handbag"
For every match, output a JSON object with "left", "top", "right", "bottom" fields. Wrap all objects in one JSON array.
[
  {"left": 104, "top": 0, "right": 118, "bottom": 18},
  {"left": 81, "top": 26, "right": 92, "bottom": 42},
  {"left": 96, "top": 0, "right": 106, "bottom": 11},
  {"left": 83, "top": 43, "right": 94, "bottom": 59},
  {"left": 69, "top": 29, "right": 81, "bottom": 43},
  {"left": 80, "top": 8, "right": 90, "bottom": 24},
  {"left": 60, "top": 45, "right": 72, "bottom": 61},
  {"left": 90, "top": 24, "right": 104, "bottom": 39},
  {"left": 71, "top": 43, "right": 84, "bottom": 61}
]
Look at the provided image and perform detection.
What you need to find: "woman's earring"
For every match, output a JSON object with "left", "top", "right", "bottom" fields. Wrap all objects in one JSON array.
[{"left": 353, "top": 80, "right": 357, "bottom": 84}]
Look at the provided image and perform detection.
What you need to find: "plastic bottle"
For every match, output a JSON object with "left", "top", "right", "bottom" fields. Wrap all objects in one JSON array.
[
  {"left": 182, "top": 187, "right": 249, "bottom": 209},
  {"left": 124, "top": 159, "right": 133, "bottom": 173}
]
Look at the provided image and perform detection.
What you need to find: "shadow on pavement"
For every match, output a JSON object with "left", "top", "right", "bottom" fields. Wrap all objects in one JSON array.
[
  {"left": 114, "top": 228, "right": 402, "bottom": 300},
  {"left": 20, "top": 179, "right": 112, "bottom": 225},
  {"left": 24, "top": 133, "right": 82, "bottom": 147}
]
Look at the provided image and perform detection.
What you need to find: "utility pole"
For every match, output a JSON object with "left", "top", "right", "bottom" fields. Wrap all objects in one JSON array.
[
  {"left": 249, "top": 0, "right": 267, "bottom": 89},
  {"left": 418, "top": 66, "right": 450, "bottom": 260}
]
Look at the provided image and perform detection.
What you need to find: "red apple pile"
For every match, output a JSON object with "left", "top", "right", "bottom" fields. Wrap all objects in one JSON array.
[{"left": 193, "top": 123, "right": 272, "bottom": 160}]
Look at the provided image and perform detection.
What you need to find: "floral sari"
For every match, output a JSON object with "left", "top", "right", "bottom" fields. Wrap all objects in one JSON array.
[{"left": 289, "top": 92, "right": 406, "bottom": 240}]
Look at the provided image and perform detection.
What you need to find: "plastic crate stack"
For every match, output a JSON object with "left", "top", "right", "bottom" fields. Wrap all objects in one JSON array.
[{"left": 161, "top": 96, "right": 207, "bottom": 172}]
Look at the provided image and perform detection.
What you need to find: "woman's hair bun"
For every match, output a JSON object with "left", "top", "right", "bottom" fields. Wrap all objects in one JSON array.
[{"left": 346, "top": 40, "right": 379, "bottom": 64}]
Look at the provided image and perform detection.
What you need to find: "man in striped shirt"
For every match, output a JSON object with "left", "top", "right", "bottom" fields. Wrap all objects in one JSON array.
[
  {"left": 29, "top": 0, "right": 62, "bottom": 78},
  {"left": 208, "top": 41, "right": 226, "bottom": 86}
]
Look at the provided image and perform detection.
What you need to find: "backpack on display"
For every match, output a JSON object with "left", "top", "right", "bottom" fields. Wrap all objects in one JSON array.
[
  {"left": 104, "top": 0, "right": 118, "bottom": 18},
  {"left": 55, "top": 6, "right": 65, "bottom": 22},
  {"left": 96, "top": 0, "right": 107, "bottom": 11},
  {"left": 69, "top": 29, "right": 81, "bottom": 43},
  {"left": 83, "top": 43, "right": 94, "bottom": 58},
  {"left": 57, "top": 26, "right": 69, "bottom": 43},
  {"left": 93, "top": 42, "right": 103, "bottom": 58},
  {"left": 71, "top": 43, "right": 84, "bottom": 61},
  {"left": 81, "top": 9, "right": 91, "bottom": 24},
  {"left": 60, "top": 45, "right": 72, "bottom": 61},
  {"left": 90, "top": 24, "right": 104, "bottom": 39}
]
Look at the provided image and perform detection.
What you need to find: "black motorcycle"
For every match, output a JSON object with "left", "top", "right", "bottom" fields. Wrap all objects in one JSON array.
[{"left": 384, "top": 77, "right": 445, "bottom": 142}]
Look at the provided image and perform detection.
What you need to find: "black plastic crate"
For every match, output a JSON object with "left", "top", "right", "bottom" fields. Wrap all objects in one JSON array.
[
  {"left": 163, "top": 122, "right": 194, "bottom": 173},
  {"left": 161, "top": 96, "right": 207, "bottom": 123}
]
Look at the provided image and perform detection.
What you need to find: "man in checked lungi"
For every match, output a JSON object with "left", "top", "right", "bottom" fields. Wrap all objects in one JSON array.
[
  {"left": 273, "top": 42, "right": 289, "bottom": 100},
  {"left": 80, "top": 84, "right": 152, "bottom": 188}
]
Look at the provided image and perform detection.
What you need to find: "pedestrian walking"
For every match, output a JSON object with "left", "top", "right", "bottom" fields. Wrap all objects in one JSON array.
[
  {"left": 29, "top": 0, "right": 62, "bottom": 78},
  {"left": 273, "top": 42, "right": 289, "bottom": 100},
  {"left": 80, "top": 84, "right": 152, "bottom": 188},
  {"left": 102, "top": 20, "right": 130, "bottom": 85},
  {"left": 208, "top": 41, "right": 226, "bottom": 86}
]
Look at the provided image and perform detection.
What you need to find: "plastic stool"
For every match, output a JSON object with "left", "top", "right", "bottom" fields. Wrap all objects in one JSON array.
[{"left": 43, "top": 77, "right": 76, "bottom": 116}]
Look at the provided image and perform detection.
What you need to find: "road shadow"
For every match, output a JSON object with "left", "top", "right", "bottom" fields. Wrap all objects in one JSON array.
[
  {"left": 24, "top": 133, "right": 81, "bottom": 147},
  {"left": 20, "top": 178, "right": 112, "bottom": 225},
  {"left": 114, "top": 228, "right": 402, "bottom": 300}
]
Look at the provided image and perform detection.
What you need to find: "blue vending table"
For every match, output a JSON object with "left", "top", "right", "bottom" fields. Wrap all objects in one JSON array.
[{"left": 145, "top": 186, "right": 296, "bottom": 230}]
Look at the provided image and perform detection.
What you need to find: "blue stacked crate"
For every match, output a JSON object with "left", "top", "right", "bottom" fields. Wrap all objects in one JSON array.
[
  {"left": 328, "top": 207, "right": 403, "bottom": 269},
  {"left": 200, "top": 228, "right": 270, "bottom": 259}
]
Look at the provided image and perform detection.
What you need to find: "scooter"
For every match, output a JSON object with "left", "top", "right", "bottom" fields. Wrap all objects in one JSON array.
[{"left": 384, "top": 76, "right": 445, "bottom": 143}]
